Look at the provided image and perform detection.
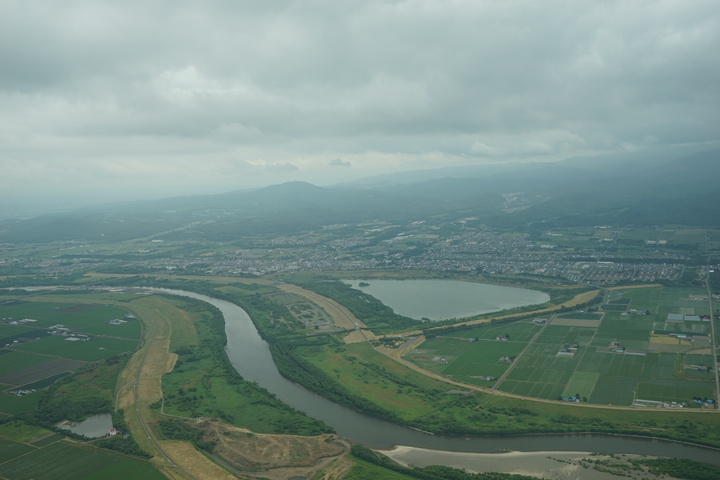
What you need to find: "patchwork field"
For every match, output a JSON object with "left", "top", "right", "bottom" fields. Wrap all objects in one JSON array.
[
  {"left": 0, "top": 297, "right": 140, "bottom": 418},
  {"left": 0, "top": 439, "right": 164, "bottom": 480},
  {"left": 406, "top": 286, "right": 718, "bottom": 408}
]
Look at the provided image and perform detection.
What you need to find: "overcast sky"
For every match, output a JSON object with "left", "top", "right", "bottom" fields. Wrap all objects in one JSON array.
[{"left": 2, "top": 0, "right": 719, "bottom": 216}]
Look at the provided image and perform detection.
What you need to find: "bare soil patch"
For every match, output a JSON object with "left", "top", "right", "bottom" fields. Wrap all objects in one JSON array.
[
  {"left": 159, "top": 440, "right": 236, "bottom": 480},
  {"left": 278, "top": 284, "right": 366, "bottom": 331},
  {"left": 551, "top": 318, "right": 602, "bottom": 327},
  {"left": 196, "top": 419, "right": 348, "bottom": 480}
]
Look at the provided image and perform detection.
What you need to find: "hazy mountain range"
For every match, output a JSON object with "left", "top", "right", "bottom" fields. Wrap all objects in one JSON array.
[{"left": 2, "top": 148, "right": 718, "bottom": 243}]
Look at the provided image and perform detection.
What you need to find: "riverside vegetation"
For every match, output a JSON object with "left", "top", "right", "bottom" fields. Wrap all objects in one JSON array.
[{"left": 2, "top": 274, "right": 720, "bottom": 478}]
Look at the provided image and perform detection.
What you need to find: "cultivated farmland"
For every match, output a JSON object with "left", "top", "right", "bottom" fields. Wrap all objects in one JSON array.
[
  {"left": 0, "top": 439, "right": 164, "bottom": 480},
  {"left": 405, "top": 285, "right": 718, "bottom": 408}
]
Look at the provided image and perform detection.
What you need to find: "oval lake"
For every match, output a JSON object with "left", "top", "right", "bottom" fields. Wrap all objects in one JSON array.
[{"left": 343, "top": 279, "right": 550, "bottom": 321}]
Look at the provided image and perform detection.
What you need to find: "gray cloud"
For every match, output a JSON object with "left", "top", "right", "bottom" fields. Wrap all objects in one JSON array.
[
  {"left": 1, "top": 0, "right": 719, "bottom": 214},
  {"left": 329, "top": 159, "right": 352, "bottom": 167}
]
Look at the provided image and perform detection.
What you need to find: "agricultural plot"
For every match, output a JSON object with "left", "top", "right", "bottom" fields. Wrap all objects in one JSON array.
[
  {"left": 0, "top": 438, "right": 35, "bottom": 463},
  {"left": 0, "top": 420, "right": 54, "bottom": 443},
  {"left": 562, "top": 371, "right": 599, "bottom": 399},
  {"left": 76, "top": 319, "right": 141, "bottom": 339},
  {"left": 501, "top": 342, "right": 582, "bottom": 400},
  {"left": 603, "top": 304, "right": 629, "bottom": 312},
  {"left": 0, "top": 324, "right": 37, "bottom": 342},
  {"left": 0, "top": 301, "right": 129, "bottom": 330},
  {"left": 410, "top": 285, "right": 718, "bottom": 407},
  {"left": 556, "top": 312, "right": 603, "bottom": 320},
  {"left": 0, "top": 440, "right": 164, "bottom": 480},
  {"left": 13, "top": 335, "right": 137, "bottom": 362},
  {"left": 0, "top": 358, "right": 86, "bottom": 387},
  {"left": 0, "top": 390, "right": 44, "bottom": 415},
  {"left": 409, "top": 337, "right": 526, "bottom": 386},
  {"left": 0, "top": 351, "right": 50, "bottom": 377},
  {"left": 450, "top": 321, "right": 542, "bottom": 342}
]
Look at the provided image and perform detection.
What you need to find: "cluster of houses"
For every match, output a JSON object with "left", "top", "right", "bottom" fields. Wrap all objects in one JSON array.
[
  {"left": 560, "top": 394, "right": 583, "bottom": 403},
  {"left": 49, "top": 324, "right": 91, "bottom": 342},
  {"left": 666, "top": 313, "right": 708, "bottom": 322},
  {"left": 688, "top": 364, "right": 714, "bottom": 372},
  {"left": 557, "top": 344, "right": 578, "bottom": 357},
  {"left": 10, "top": 388, "right": 36, "bottom": 397},
  {"left": 5, "top": 318, "right": 38, "bottom": 325}
]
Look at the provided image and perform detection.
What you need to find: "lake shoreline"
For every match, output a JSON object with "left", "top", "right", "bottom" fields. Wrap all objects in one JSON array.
[{"left": 342, "top": 278, "right": 550, "bottom": 321}]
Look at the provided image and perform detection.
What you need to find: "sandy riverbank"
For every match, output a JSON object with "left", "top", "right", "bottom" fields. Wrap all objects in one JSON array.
[{"left": 378, "top": 445, "right": 665, "bottom": 480}]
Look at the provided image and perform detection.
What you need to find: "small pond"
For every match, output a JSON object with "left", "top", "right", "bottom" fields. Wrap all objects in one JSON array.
[{"left": 59, "top": 413, "right": 114, "bottom": 438}]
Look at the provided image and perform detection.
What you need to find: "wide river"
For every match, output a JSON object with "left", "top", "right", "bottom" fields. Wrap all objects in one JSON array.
[
  {"left": 154, "top": 288, "right": 720, "bottom": 466},
  {"left": 342, "top": 279, "right": 550, "bottom": 320}
]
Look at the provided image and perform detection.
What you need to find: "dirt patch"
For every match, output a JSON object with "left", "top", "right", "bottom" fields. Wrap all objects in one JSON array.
[
  {"left": 343, "top": 329, "right": 379, "bottom": 344},
  {"left": 196, "top": 419, "right": 349, "bottom": 480},
  {"left": 551, "top": 318, "right": 602, "bottom": 327},
  {"left": 650, "top": 336, "right": 689, "bottom": 345},
  {"left": 312, "top": 455, "right": 355, "bottom": 480},
  {"left": 159, "top": 440, "right": 236, "bottom": 480},
  {"left": 278, "top": 284, "right": 366, "bottom": 331}
]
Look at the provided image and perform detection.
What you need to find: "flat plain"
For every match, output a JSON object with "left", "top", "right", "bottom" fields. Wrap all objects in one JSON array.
[{"left": 406, "top": 285, "right": 717, "bottom": 407}]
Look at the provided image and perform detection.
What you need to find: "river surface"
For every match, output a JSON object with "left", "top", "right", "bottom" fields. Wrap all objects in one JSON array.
[
  {"left": 343, "top": 279, "right": 550, "bottom": 321},
  {"left": 153, "top": 289, "right": 720, "bottom": 465}
]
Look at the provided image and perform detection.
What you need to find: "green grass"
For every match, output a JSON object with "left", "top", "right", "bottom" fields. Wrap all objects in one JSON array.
[{"left": 563, "top": 371, "right": 599, "bottom": 399}]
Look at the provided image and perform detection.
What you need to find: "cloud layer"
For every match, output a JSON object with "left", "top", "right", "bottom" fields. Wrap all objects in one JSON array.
[{"left": 2, "top": 0, "right": 719, "bottom": 213}]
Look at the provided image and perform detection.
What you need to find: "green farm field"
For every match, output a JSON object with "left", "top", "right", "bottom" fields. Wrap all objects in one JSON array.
[
  {"left": 0, "top": 440, "right": 164, "bottom": 480},
  {"left": 0, "top": 350, "right": 50, "bottom": 376},
  {"left": 449, "top": 321, "right": 543, "bottom": 342},
  {"left": 12, "top": 335, "right": 137, "bottom": 362},
  {"left": 413, "top": 337, "right": 526, "bottom": 385},
  {"left": 0, "top": 390, "right": 44, "bottom": 415},
  {"left": 407, "top": 285, "right": 718, "bottom": 407},
  {"left": 0, "top": 324, "right": 36, "bottom": 340},
  {"left": 0, "top": 302, "right": 129, "bottom": 329}
]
